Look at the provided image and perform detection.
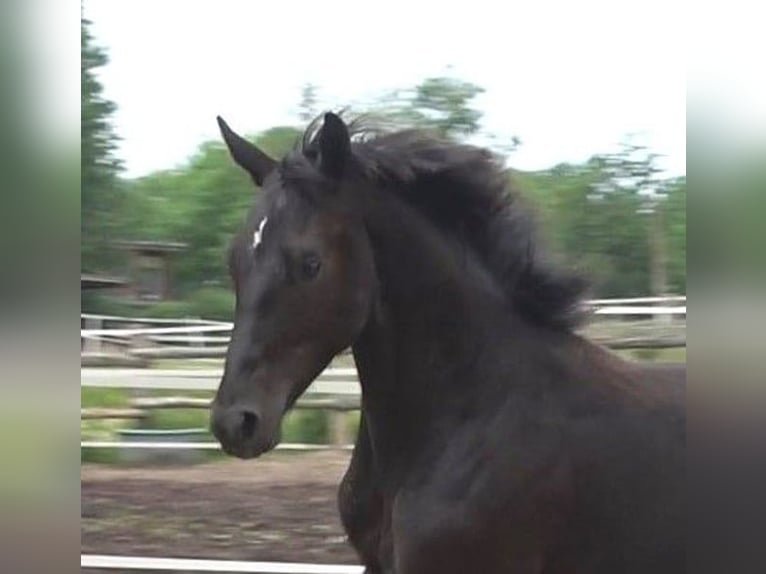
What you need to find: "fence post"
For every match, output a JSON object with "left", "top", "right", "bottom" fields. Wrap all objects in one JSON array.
[
  {"left": 82, "top": 316, "right": 103, "bottom": 354},
  {"left": 329, "top": 410, "right": 350, "bottom": 447},
  {"left": 654, "top": 294, "right": 673, "bottom": 327},
  {"left": 129, "top": 323, "right": 153, "bottom": 432},
  {"left": 193, "top": 317, "right": 205, "bottom": 349}
]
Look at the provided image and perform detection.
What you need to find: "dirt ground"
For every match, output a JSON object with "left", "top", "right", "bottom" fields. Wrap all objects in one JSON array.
[{"left": 81, "top": 451, "right": 361, "bottom": 566}]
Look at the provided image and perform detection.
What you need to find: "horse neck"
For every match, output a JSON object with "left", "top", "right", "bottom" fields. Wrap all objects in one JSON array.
[{"left": 351, "top": 192, "right": 524, "bottom": 473}]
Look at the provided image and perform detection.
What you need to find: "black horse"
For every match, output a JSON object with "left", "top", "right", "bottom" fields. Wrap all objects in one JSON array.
[{"left": 210, "top": 112, "right": 685, "bottom": 573}]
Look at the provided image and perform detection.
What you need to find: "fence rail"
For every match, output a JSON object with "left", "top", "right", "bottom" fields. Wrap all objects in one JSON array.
[
  {"left": 81, "top": 296, "right": 686, "bottom": 355},
  {"left": 81, "top": 367, "right": 359, "bottom": 393},
  {"left": 81, "top": 367, "right": 361, "bottom": 449},
  {"left": 81, "top": 554, "right": 363, "bottom": 573},
  {"left": 81, "top": 441, "right": 353, "bottom": 451},
  {"left": 81, "top": 298, "right": 686, "bottom": 572},
  {"left": 587, "top": 295, "right": 686, "bottom": 305}
]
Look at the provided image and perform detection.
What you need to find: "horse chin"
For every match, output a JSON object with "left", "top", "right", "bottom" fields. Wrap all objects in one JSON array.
[{"left": 220, "top": 431, "right": 280, "bottom": 460}]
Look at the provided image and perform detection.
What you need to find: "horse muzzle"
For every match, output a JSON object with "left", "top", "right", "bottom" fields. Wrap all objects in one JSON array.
[{"left": 209, "top": 401, "right": 278, "bottom": 459}]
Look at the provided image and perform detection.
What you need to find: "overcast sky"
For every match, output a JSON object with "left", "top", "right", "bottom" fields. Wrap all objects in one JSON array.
[{"left": 83, "top": 0, "right": 686, "bottom": 179}]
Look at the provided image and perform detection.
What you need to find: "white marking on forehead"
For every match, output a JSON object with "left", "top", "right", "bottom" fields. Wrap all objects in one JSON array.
[{"left": 252, "top": 216, "right": 268, "bottom": 250}]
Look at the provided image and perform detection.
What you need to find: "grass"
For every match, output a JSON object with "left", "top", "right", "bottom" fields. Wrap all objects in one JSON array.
[
  {"left": 147, "top": 408, "right": 210, "bottom": 430},
  {"left": 152, "top": 358, "right": 224, "bottom": 370},
  {"left": 619, "top": 347, "right": 686, "bottom": 362},
  {"left": 282, "top": 410, "right": 331, "bottom": 444},
  {"left": 83, "top": 347, "right": 684, "bottom": 465},
  {"left": 81, "top": 388, "right": 213, "bottom": 432},
  {"left": 149, "top": 352, "right": 358, "bottom": 371},
  {"left": 81, "top": 387, "right": 130, "bottom": 408},
  {"left": 80, "top": 385, "right": 343, "bottom": 465}
]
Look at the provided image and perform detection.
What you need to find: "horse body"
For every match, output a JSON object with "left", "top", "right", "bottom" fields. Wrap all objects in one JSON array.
[
  {"left": 338, "top": 415, "right": 388, "bottom": 572},
  {"left": 211, "top": 112, "right": 686, "bottom": 574},
  {"left": 340, "top": 188, "right": 685, "bottom": 573}
]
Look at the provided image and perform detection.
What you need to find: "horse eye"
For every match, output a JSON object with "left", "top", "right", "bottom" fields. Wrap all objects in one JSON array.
[{"left": 301, "top": 252, "right": 322, "bottom": 279}]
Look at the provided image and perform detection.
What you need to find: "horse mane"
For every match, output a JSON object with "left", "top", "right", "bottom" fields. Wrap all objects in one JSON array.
[{"left": 291, "top": 114, "right": 590, "bottom": 331}]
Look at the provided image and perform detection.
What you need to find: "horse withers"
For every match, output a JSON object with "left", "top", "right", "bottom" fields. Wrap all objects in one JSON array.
[{"left": 210, "top": 112, "right": 685, "bottom": 574}]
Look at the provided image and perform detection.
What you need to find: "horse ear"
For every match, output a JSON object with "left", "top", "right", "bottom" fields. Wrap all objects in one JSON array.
[
  {"left": 217, "top": 116, "right": 276, "bottom": 186},
  {"left": 318, "top": 112, "right": 351, "bottom": 179}
]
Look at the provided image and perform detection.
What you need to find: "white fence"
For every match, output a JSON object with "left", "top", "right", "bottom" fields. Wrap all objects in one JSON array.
[
  {"left": 81, "top": 297, "right": 686, "bottom": 572},
  {"left": 587, "top": 296, "right": 686, "bottom": 305},
  {"left": 81, "top": 440, "right": 354, "bottom": 451},
  {"left": 81, "top": 554, "right": 363, "bottom": 573},
  {"left": 80, "top": 366, "right": 358, "bottom": 452},
  {"left": 81, "top": 296, "right": 686, "bottom": 352},
  {"left": 81, "top": 294, "right": 686, "bottom": 451},
  {"left": 81, "top": 367, "right": 359, "bottom": 393}
]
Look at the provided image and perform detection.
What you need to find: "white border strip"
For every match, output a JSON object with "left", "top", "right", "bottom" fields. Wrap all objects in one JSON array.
[
  {"left": 588, "top": 296, "right": 685, "bottom": 305},
  {"left": 81, "top": 301, "right": 686, "bottom": 338},
  {"left": 81, "top": 554, "right": 363, "bottom": 573},
  {"left": 81, "top": 441, "right": 353, "bottom": 451},
  {"left": 594, "top": 305, "right": 685, "bottom": 315},
  {"left": 82, "top": 314, "right": 229, "bottom": 325},
  {"left": 82, "top": 324, "right": 233, "bottom": 337}
]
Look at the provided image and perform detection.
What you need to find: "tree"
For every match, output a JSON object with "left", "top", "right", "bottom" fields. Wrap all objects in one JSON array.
[
  {"left": 662, "top": 177, "right": 686, "bottom": 294},
  {"left": 297, "top": 83, "right": 319, "bottom": 123},
  {"left": 514, "top": 140, "right": 687, "bottom": 299},
  {"left": 121, "top": 126, "right": 302, "bottom": 293},
  {"left": 514, "top": 160, "right": 652, "bottom": 297},
  {"left": 368, "top": 76, "right": 520, "bottom": 156},
  {"left": 409, "top": 76, "right": 485, "bottom": 137},
  {"left": 596, "top": 139, "right": 671, "bottom": 297},
  {"left": 81, "top": 15, "right": 122, "bottom": 272},
  {"left": 371, "top": 76, "right": 485, "bottom": 139},
  {"left": 113, "top": 81, "right": 685, "bottom": 303}
]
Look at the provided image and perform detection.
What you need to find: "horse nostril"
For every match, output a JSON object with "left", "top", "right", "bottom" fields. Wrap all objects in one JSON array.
[{"left": 240, "top": 409, "right": 259, "bottom": 440}]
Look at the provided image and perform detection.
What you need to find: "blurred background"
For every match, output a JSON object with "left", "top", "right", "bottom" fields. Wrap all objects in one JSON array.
[
  {"left": 78, "top": 1, "right": 691, "bottom": 569},
  {"left": 5, "top": 0, "right": 766, "bottom": 572},
  {"left": 82, "top": 0, "right": 687, "bottom": 318}
]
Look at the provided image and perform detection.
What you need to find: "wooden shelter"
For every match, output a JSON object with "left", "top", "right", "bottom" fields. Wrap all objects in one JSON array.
[{"left": 114, "top": 240, "right": 187, "bottom": 302}]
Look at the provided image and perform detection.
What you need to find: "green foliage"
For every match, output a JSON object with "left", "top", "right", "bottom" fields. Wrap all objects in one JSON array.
[
  {"left": 88, "top": 81, "right": 684, "bottom": 303},
  {"left": 82, "top": 287, "right": 234, "bottom": 321},
  {"left": 81, "top": 387, "right": 130, "bottom": 464},
  {"left": 120, "top": 127, "right": 302, "bottom": 293},
  {"left": 281, "top": 410, "right": 329, "bottom": 444},
  {"left": 632, "top": 348, "right": 660, "bottom": 361},
  {"left": 187, "top": 287, "right": 234, "bottom": 321},
  {"left": 663, "top": 177, "right": 686, "bottom": 293},
  {"left": 81, "top": 16, "right": 122, "bottom": 272},
  {"left": 140, "top": 300, "right": 196, "bottom": 319},
  {"left": 370, "top": 76, "right": 485, "bottom": 139},
  {"left": 81, "top": 387, "right": 129, "bottom": 408},
  {"left": 409, "top": 76, "right": 485, "bottom": 137},
  {"left": 620, "top": 347, "right": 686, "bottom": 363},
  {"left": 513, "top": 157, "right": 667, "bottom": 297},
  {"left": 81, "top": 447, "right": 120, "bottom": 465},
  {"left": 592, "top": 140, "right": 674, "bottom": 296},
  {"left": 146, "top": 409, "right": 210, "bottom": 430},
  {"left": 80, "top": 387, "right": 337, "bottom": 465},
  {"left": 81, "top": 292, "right": 194, "bottom": 319},
  {"left": 346, "top": 410, "right": 361, "bottom": 440},
  {"left": 82, "top": 291, "right": 137, "bottom": 317}
]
